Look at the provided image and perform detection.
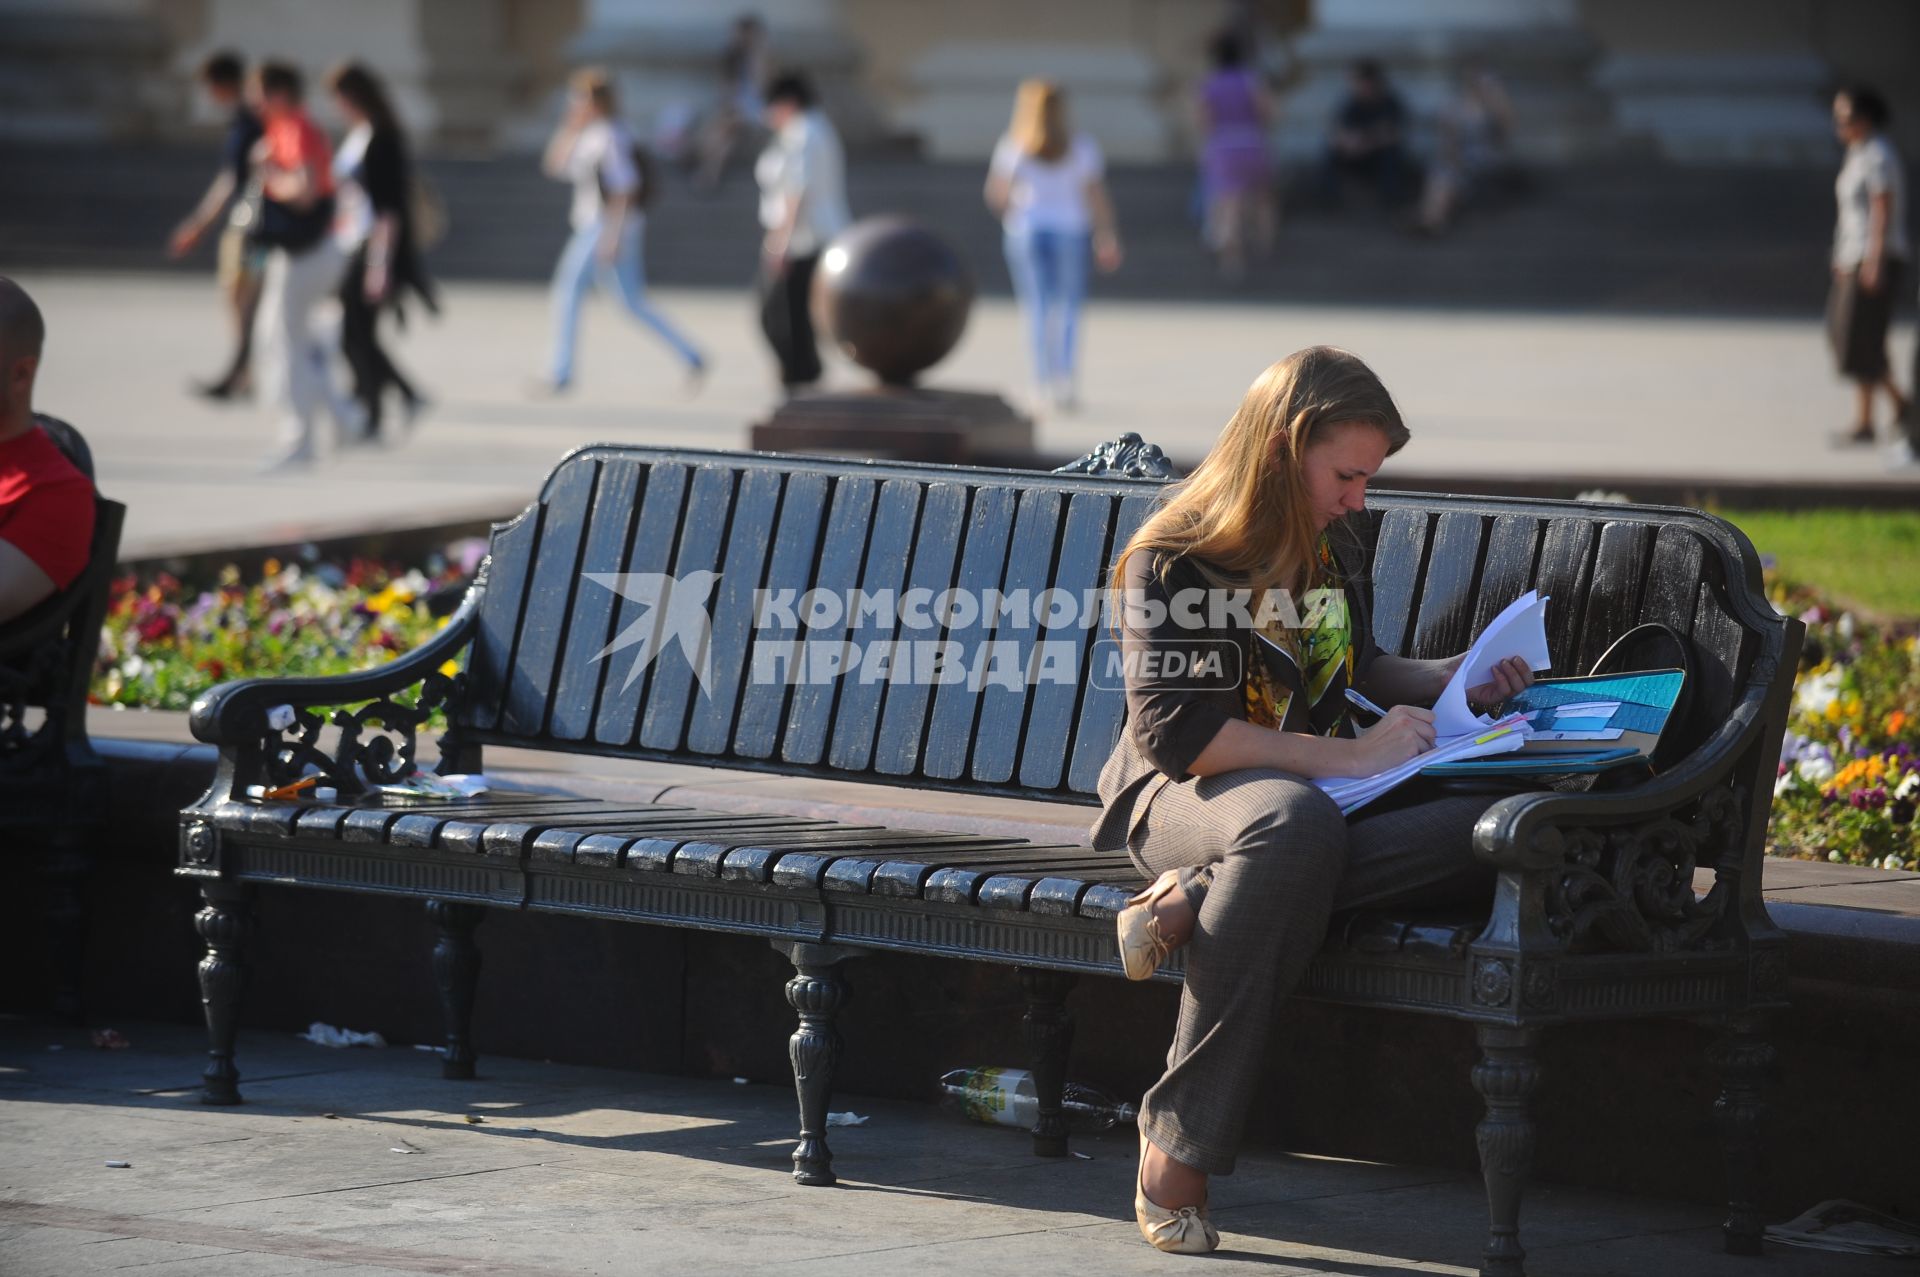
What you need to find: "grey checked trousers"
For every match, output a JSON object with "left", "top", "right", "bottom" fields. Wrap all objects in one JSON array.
[{"left": 1126, "top": 768, "right": 1499, "bottom": 1175}]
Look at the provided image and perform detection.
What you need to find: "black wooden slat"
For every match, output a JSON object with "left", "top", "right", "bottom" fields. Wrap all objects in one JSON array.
[
  {"left": 1368, "top": 507, "right": 1431, "bottom": 658},
  {"left": 639, "top": 465, "right": 738, "bottom": 750},
  {"left": 501, "top": 459, "right": 599, "bottom": 737},
  {"left": 783, "top": 476, "right": 880, "bottom": 765},
  {"left": 550, "top": 459, "right": 643, "bottom": 741},
  {"left": 972, "top": 487, "right": 1065, "bottom": 783},
  {"left": 922, "top": 485, "right": 1019, "bottom": 779},
  {"left": 591, "top": 463, "right": 691, "bottom": 745},
  {"left": 1471, "top": 514, "right": 1542, "bottom": 634},
  {"left": 1065, "top": 492, "right": 1157, "bottom": 794},
  {"left": 1638, "top": 523, "right": 1705, "bottom": 639},
  {"left": 1408, "top": 511, "right": 1486, "bottom": 660},
  {"left": 871, "top": 482, "right": 969, "bottom": 776},
  {"left": 1690, "top": 563, "right": 1754, "bottom": 729},
  {"left": 1576, "top": 521, "right": 1654, "bottom": 672},
  {"left": 732, "top": 472, "right": 831, "bottom": 758},
  {"left": 1532, "top": 517, "right": 1597, "bottom": 672},
  {"left": 463, "top": 506, "right": 542, "bottom": 731},
  {"left": 686, "top": 466, "right": 784, "bottom": 755},
  {"left": 1020, "top": 491, "right": 1113, "bottom": 790},
  {"left": 827, "top": 478, "right": 923, "bottom": 771}
]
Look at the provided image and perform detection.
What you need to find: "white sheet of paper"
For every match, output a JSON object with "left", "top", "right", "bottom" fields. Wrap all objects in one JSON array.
[{"left": 1431, "top": 590, "right": 1553, "bottom": 739}]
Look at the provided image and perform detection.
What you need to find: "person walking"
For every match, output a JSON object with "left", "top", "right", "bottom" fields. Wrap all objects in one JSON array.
[
  {"left": 247, "top": 61, "right": 358, "bottom": 472},
  {"left": 1826, "top": 85, "right": 1910, "bottom": 447},
  {"left": 754, "top": 71, "right": 849, "bottom": 393},
  {"left": 538, "top": 68, "right": 706, "bottom": 396},
  {"left": 325, "top": 62, "right": 436, "bottom": 444},
  {"left": 167, "top": 51, "right": 265, "bottom": 401},
  {"left": 984, "top": 80, "right": 1123, "bottom": 414},
  {"left": 1195, "top": 32, "right": 1276, "bottom": 281},
  {"left": 1092, "top": 347, "right": 1534, "bottom": 1254}
]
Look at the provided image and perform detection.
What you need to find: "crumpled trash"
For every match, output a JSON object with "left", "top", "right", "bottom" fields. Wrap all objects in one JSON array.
[
  {"left": 91, "top": 1029, "right": 130, "bottom": 1050},
  {"left": 299, "top": 1022, "right": 387, "bottom": 1049},
  {"left": 375, "top": 773, "right": 490, "bottom": 802},
  {"left": 104, "top": 1159, "right": 132, "bottom": 1169},
  {"left": 825, "top": 1112, "right": 869, "bottom": 1127},
  {"left": 390, "top": 1140, "right": 423, "bottom": 1155},
  {"left": 463, "top": 1115, "right": 484, "bottom": 1125}
]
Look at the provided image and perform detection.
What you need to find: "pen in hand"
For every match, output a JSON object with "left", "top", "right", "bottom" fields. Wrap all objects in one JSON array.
[{"left": 1344, "top": 687, "right": 1390, "bottom": 721}]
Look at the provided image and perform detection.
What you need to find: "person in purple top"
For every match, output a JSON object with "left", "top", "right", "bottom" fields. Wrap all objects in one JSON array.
[{"left": 1195, "top": 31, "right": 1275, "bottom": 280}]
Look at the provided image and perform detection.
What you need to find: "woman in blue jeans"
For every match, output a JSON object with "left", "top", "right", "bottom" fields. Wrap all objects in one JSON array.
[
  {"left": 985, "top": 80, "right": 1122, "bottom": 414},
  {"left": 538, "top": 68, "right": 705, "bottom": 394}
]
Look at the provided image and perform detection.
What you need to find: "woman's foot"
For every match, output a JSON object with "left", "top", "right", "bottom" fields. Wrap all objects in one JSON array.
[
  {"left": 1116, "top": 870, "right": 1194, "bottom": 980},
  {"left": 1135, "top": 1129, "right": 1217, "bottom": 1254},
  {"left": 1831, "top": 422, "right": 1878, "bottom": 447}
]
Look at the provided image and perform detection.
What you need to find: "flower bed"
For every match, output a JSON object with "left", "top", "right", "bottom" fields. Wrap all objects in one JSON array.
[
  {"left": 94, "top": 543, "right": 484, "bottom": 713},
  {"left": 1767, "top": 576, "right": 1919, "bottom": 870}
]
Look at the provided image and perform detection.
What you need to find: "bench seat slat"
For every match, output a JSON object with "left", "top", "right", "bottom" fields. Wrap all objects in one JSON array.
[
  {"left": 687, "top": 466, "right": 785, "bottom": 755},
  {"left": 872, "top": 481, "right": 969, "bottom": 777},
  {"left": 734, "top": 472, "right": 832, "bottom": 759},
  {"left": 639, "top": 464, "right": 737, "bottom": 751},
  {"left": 592, "top": 462, "right": 691, "bottom": 746},
  {"left": 826, "top": 478, "right": 923, "bottom": 772},
  {"left": 551, "top": 458, "right": 644, "bottom": 741}
]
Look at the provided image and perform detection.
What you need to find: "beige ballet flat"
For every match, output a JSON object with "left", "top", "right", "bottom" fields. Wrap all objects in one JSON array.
[
  {"left": 1116, "top": 869, "right": 1182, "bottom": 981},
  {"left": 1135, "top": 1128, "right": 1219, "bottom": 1254}
]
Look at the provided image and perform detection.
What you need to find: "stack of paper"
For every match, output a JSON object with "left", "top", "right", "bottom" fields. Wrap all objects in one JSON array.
[{"left": 1314, "top": 590, "right": 1554, "bottom": 815}]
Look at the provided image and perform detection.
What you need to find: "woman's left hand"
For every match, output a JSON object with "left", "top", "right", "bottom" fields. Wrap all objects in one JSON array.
[
  {"left": 1464, "top": 654, "right": 1533, "bottom": 713},
  {"left": 1094, "top": 231, "right": 1123, "bottom": 273}
]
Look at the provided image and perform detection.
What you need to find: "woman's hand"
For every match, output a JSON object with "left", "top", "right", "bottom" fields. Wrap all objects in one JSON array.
[
  {"left": 1094, "top": 229, "right": 1124, "bottom": 273},
  {"left": 1347, "top": 704, "right": 1436, "bottom": 773},
  {"left": 1463, "top": 654, "right": 1533, "bottom": 713}
]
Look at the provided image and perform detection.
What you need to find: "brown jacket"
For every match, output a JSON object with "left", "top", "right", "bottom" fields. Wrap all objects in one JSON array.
[{"left": 1087, "top": 522, "right": 1382, "bottom": 852}]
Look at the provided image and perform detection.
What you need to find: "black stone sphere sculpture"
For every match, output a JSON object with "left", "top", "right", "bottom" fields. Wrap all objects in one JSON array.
[{"left": 811, "top": 216, "right": 974, "bottom": 386}]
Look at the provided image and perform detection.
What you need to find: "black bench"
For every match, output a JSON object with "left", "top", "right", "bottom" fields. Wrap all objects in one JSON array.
[
  {"left": 5, "top": 416, "right": 126, "bottom": 1019},
  {"left": 179, "top": 440, "right": 1800, "bottom": 1277}
]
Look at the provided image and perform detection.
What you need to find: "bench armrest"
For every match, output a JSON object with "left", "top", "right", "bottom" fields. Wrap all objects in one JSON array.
[
  {"left": 1472, "top": 687, "right": 1770, "bottom": 872},
  {"left": 186, "top": 580, "right": 485, "bottom": 799}
]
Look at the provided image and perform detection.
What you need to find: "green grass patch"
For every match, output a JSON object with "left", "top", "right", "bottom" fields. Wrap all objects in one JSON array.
[{"left": 1717, "top": 508, "right": 1920, "bottom": 622}]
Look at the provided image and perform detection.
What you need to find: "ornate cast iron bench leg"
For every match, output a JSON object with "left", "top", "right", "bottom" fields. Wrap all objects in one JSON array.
[
  {"left": 1709, "top": 1011, "right": 1773, "bottom": 1256},
  {"left": 428, "top": 900, "right": 485, "bottom": 1080},
  {"left": 775, "top": 940, "right": 862, "bottom": 1186},
  {"left": 195, "top": 882, "right": 252, "bottom": 1105},
  {"left": 1018, "top": 966, "right": 1078, "bottom": 1157},
  {"left": 1473, "top": 1024, "right": 1540, "bottom": 1277}
]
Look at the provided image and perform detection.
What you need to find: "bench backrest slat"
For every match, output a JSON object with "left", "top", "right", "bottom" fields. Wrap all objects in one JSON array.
[{"left": 453, "top": 448, "right": 1786, "bottom": 806}]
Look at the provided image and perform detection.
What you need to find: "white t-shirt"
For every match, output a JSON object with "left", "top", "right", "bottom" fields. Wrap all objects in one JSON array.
[
  {"left": 754, "top": 110, "right": 851, "bottom": 257},
  {"left": 331, "top": 122, "right": 374, "bottom": 250},
  {"left": 1833, "top": 134, "right": 1911, "bottom": 269},
  {"left": 567, "top": 118, "right": 640, "bottom": 231},
  {"left": 988, "top": 133, "right": 1104, "bottom": 235}
]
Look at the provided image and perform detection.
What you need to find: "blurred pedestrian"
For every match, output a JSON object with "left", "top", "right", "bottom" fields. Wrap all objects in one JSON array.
[
  {"left": 1826, "top": 85, "right": 1910, "bottom": 447},
  {"left": 326, "top": 62, "right": 436, "bottom": 444},
  {"left": 1323, "top": 59, "right": 1409, "bottom": 209},
  {"left": 1196, "top": 31, "right": 1275, "bottom": 281},
  {"left": 1412, "top": 69, "right": 1513, "bottom": 235},
  {"left": 538, "top": 68, "right": 706, "bottom": 396},
  {"left": 755, "top": 71, "right": 848, "bottom": 393},
  {"left": 167, "top": 51, "right": 264, "bottom": 401},
  {"left": 695, "top": 14, "right": 770, "bottom": 190},
  {"left": 985, "top": 80, "right": 1123, "bottom": 413},
  {"left": 248, "top": 61, "right": 359, "bottom": 472}
]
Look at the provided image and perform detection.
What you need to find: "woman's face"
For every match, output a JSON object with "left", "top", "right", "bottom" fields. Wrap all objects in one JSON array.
[
  {"left": 1298, "top": 420, "right": 1389, "bottom": 531},
  {"left": 1833, "top": 94, "right": 1867, "bottom": 144}
]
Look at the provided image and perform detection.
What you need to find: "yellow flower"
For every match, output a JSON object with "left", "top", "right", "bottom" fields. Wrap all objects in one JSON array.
[{"left": 439, "top": 659, "right": 460, "bottom": 678}]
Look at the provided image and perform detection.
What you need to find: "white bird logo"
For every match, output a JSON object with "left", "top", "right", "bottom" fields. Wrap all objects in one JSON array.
[{"left": 585, "top": 571, "right": 722, "bottom": 694}]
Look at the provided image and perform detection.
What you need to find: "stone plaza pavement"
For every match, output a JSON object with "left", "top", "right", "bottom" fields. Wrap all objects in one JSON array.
[
  {"left": 13, "top": 272, "right": 1917, "bottom": 560},
  {"left": 0, "top": 1018, "right": 1877, "bottom": 1277}
]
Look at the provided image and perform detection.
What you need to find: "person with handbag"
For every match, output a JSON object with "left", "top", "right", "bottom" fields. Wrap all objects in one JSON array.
[
  {"left": 326, "top": 62, "right": 436, "bottom": 444},
  {"left": 537, "top": 67, "right": 706, "bottom": 396},
  {"left": 247, "top": 61, "right": 360, "bottom": 472},
  {"left": 1089, "top": 347, "right": 1534, "bottom": 1254}
]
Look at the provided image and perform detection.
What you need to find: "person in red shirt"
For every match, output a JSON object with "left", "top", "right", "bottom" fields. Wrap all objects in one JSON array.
[
  {"left": 0, "top": 278, "right": 96, "bottom": 624},
  {"left": 247, "top": 60, "right": 358, "bottom": 472}
]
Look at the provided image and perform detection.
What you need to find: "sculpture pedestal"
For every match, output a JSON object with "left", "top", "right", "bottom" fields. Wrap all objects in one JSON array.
[{"left": 751, "top": 387, "right": 1033, "bottom": 466}]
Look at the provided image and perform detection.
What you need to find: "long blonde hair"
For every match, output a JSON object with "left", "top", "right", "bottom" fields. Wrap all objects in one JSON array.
[
  {"left": 1009, "top": 79, "right": 1070, "bottom": 162},
  {"left": 1114, "top": 346, "right": 1410, "bottom": 602}
]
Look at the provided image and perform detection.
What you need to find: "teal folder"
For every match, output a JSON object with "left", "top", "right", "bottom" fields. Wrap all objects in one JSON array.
[{"left": 1417, "top": 668, "right": 1686, "bottom": 777}]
